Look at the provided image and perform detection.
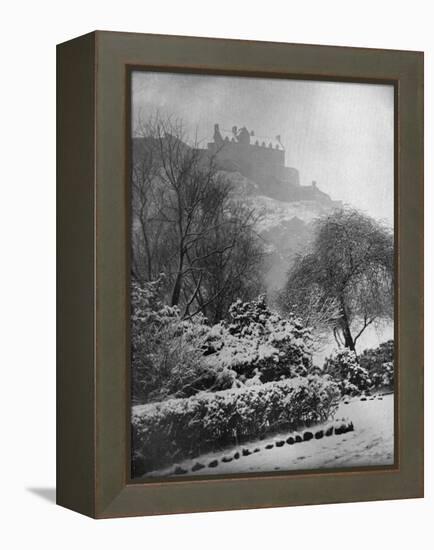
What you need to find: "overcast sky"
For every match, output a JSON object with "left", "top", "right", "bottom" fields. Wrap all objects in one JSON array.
[{"left": 132, "top": 71, "right": 394, "bottom": 225}]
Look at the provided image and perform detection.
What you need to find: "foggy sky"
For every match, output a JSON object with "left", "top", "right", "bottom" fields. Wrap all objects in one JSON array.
[{"left": 132, "top": 71, "right": 394, "bottom": 225}]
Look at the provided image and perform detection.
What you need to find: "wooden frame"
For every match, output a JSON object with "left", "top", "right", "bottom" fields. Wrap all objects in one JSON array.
[{"left": 57, "top": 31, "right": 424, "bottom": 518}]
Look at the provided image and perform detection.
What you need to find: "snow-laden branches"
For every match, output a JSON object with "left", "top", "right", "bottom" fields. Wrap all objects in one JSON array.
[{"left": 282, "top": 208, "right": 394, "bottom": 352}]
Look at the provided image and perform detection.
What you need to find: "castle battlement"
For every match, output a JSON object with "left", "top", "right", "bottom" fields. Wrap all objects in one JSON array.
[
  {"left": 212, "top": 124, "right": 284, "bottom": 151},
  {"left": 206, "top": 123, "right": 298, "bottom": 200},
  {"left": 204, "top": 123, "right": 336, "bottom": 206},
  {"left": 133, "top": 123, "right": 337, "bottom": 206}
]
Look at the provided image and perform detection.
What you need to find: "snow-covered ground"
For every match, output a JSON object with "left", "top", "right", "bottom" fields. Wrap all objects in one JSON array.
[
  {"left": 312, "top": 323, "right": 394, "bottom": 367},
  {"left": 143, "top": 393, "right": 394, "bottom": 478},
  {"left": 248, "top": 195, "right": 336, "bottom": 230}
]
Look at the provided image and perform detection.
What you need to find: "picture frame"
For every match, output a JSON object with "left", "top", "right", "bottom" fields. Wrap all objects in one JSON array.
[{"left": 57, "top": 30, "right": 423, "bottom": 518}]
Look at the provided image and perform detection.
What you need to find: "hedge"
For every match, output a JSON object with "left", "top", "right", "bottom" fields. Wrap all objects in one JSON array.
[{"left": 132, "top": 375, "right": 340, "bottom": 475}]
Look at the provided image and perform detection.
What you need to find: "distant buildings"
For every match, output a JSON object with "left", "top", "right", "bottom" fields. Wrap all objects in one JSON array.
[
  {"left": 133, "top": 123, "right": 340, "bottom": 206},
  {"left": 205, "top": 124, "right": 336, "bottom": 204}
]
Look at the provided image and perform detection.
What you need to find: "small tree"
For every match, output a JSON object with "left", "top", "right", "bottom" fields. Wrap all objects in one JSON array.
[{"left": 283, "top": 208, "right": 393, "bottom": 352}]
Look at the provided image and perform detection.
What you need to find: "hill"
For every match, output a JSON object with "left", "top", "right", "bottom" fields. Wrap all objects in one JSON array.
[{"left": 224, "top": 170, "right": 341, "bottom": 290}]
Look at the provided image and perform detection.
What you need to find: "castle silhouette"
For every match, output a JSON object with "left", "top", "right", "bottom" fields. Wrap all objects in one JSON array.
[
  {"left": 133, "top": 123, "right": 338, "bottom": 206},
  {"left": 205, "top": 124, "right": 335, "bottom": 204}
]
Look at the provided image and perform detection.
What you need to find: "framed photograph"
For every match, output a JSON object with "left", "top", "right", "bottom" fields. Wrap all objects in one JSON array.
[{"left": 57, "top": 31, "right": 423, "bottom": 518}]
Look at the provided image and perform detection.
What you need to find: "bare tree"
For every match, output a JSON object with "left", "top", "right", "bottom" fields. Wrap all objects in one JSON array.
[
  {"left": 131, "top": 113, "right": 264, "bottom": 320},
  {"left": 278, "top": 285, "right": 341, "bottom": 350},
  {"left": 184, "top": 201, "right": 265, "bottom": 322},
  {"left": 282, "top": 208, "right": 393, "bottom": 352}
]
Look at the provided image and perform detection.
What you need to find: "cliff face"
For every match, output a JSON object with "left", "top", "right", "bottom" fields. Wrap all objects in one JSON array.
[{"left": 207, "top": 141, "right": 338, "bottom": 204}]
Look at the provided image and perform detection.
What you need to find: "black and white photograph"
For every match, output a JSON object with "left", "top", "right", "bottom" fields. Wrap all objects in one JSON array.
[
  {"left": 3, "top": 0, "right": 429, "bottom": 539},
  {"left": 130, "top": 71, "right": 395, "bottom": 479}
]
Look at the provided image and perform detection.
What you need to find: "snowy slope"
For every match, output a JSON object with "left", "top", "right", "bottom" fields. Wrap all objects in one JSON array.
[{"left": 247, "top": 194, "right": 338, "bottom": 232}]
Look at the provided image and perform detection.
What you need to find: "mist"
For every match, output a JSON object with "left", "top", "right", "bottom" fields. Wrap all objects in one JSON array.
[{"left": 132, "top": 71, "right": 394, "bottom": 226}]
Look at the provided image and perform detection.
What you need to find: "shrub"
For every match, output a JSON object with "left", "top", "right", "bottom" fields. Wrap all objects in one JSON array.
[
  {"left": 380, "top": 362, "right": 394, "bottom": 388},
  {"left": 131, "top": 375, "right": 340, "bottom": 474},
  {"left": 132, "top": 288, "right": 315, "bottom": 403},
  {"left": 131, "top": 279, "right": 234, "bottom": 403},
  {"left": 323, "top": 350, "right": 371, "bottom": 395},
  {"left": 204, "top": 295, "right": 314, "bottom": 383},
  {"left": 359, "top": 340, "right": 394, "bottom": 389}
]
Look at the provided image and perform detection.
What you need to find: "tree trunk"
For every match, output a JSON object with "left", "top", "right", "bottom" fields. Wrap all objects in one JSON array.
[
  {"left": 171, "top": 253, "right": 184, "bottom": 306},
  {"left": 171, "top": 272, "right": 182, "bottom": 306},
  {"left": 342, "top": 325, "right": 356, "bottom": 352},
  {"left": 212, "top": 301, "right": 224, "bottom": 324},
  {"left": 339, "top": 298, "right": 356, "bottom": 352}
]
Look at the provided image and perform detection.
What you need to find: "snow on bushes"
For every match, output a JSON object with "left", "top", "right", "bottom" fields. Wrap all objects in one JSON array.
[
  {"left": 131, "top": 375, "right": 340, "bottom": 475},
  {"left": 379, "top": 362, "right": 394, "bottom": 388},
  {"left": 359, "top": 340, "right": 394, "bottom": 389},
  {"left": 131, "top": 278, "right": 236, "bottom": 403},
  {"left": 323, "top": 349, "right": 371, "bottom": 396},
  {"left": 132, "top": 283, "right": 315, "bottom": 402},
  {"left": 204, "top": 295, "right": 314, "bottom": 384}
]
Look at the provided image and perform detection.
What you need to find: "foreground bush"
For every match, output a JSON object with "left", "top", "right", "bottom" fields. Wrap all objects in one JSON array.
[
  {"left": 132, "top": 375, "right": 340, "bottom": 475},
  {"left": 204, "top": 295, "right": 314, "bottom": 384},
  {"left": 323, "top": 350, "right": 371, "bottom": 395},
  {"left": 359, "top": 340, "right": 394, "bottom": 389},
  {"left": 131, "top": 279, "right": 235, "bottom": 403},
  {"left": 132, "top": 283, "right": 314, "bottom": 402}
]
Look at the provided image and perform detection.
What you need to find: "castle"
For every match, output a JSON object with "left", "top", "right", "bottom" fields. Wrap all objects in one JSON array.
[
  {"left": 206, "top": 123, "right": 335, "bottom": 204},
  {"left": 132, "top": 123, "right": 338, "bottom": 206}
]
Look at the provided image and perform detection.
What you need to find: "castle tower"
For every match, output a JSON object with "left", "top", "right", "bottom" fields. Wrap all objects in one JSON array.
[
  {"left": 213, "top": 123, "right": 223, "bottom": 145},
  {"left": 237, "top": 126, "right": 251, "bottom": 145}
]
